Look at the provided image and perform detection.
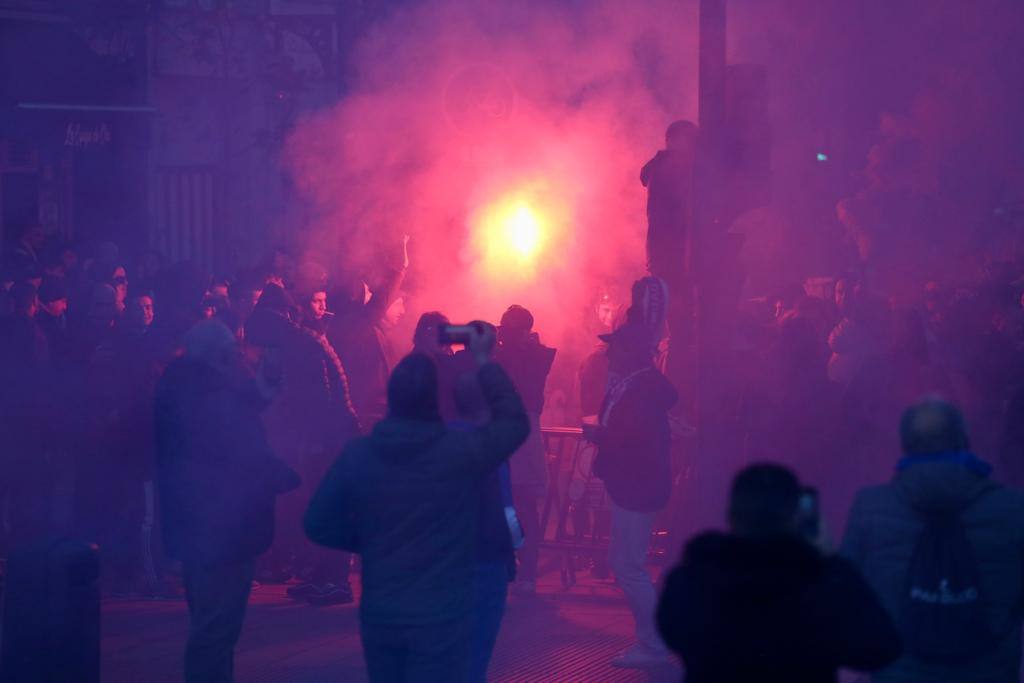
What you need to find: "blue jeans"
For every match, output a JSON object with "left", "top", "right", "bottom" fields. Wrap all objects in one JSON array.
[
  {"left": 470, "top": 561, "right": 510, "bottom": 682},
  {"left": 362, "top": 616, "right": 471, "bottom": 683},
  {"left": 182, "top": 560, "right": 254, "bottom": 683}
]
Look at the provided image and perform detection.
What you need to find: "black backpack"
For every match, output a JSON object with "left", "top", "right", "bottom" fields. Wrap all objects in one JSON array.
[{"left": 900, "top": 504, "right": 996, "bottom": 664}]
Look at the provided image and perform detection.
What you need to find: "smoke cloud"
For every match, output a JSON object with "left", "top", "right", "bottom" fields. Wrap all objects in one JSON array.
[{"left": 285, "top": 0, "right": 700, "bottom": 350}]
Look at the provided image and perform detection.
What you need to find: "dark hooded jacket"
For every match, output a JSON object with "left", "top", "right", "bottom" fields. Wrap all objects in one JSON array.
[
  {"left": 592, "top": 366, "right": 677, "bottom": 512},
  {"left": 246, "top": 305, "right": 359, "bottom": 457},
  {"left": 494, "top": 337, "right": 556, "bottom": 416},
  {"left": 303, "top": 362, "right": 529, "bottom": 625},
  {"left": 641, "top": 149, "right": 692, "bottom": 279},
  {"left": 155, "top": 356, "right": 300, "bottom": 566},
  {"left": 327, "top": 267, "right": 406, "bottom": 424},
  {"left": 658, "top": 533, "right": 902, "bottom": 683},
  {"left": 842, "top": 461, "right": 1024, "bottom": 682}
]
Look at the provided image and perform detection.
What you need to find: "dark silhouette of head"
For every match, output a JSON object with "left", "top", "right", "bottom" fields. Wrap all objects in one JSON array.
[
  {"left": 183, "top": 319, "right": 237, "bottom": 372},
  {"left": 332, "top": 274, "right": 369, "bottom": 313},
  {"left": 230, "top": 268, "right": 265, "bottom": 315},
  {"left": 413, "top": 311, "right": 451, "bottom": 352},
  {"left": 900, "top": 397, "right": 970, "bottom": 455},
  {"left": 387, "top": 353, "right": 441, "bottom": 421},
  {"left": 88, "top": 283, "right": 118, "bottom": 324},
  {"left": 665, "top": 120, "right": 698, "bottom": 153},
  {"left": 255, "top": 283, "right": 294, "bottom": 317},
  {"left": 728, "top": 463, "right": 802, "bottom": 538},
  {"left": 499, "top": 305, "right": 534, "bottom": 346}
]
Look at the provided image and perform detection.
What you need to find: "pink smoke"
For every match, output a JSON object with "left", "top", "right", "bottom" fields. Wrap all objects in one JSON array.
[{"left": 285, "top": 0, "right": 699, "bottom": 350}]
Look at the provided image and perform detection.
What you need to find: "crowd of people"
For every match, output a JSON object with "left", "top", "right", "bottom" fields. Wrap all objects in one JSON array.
[
  {"left": 0, "top": 225, "right": 424, "bottom": 601},
  {"left": 732, "top": 259, "right": 1024, "bottom": 530},
  {"left": 2, "top": 168, "right": 1024, "bottom": 683}
]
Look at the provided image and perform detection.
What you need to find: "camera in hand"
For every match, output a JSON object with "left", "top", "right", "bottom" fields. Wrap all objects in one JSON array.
[{"left": 438, "top": 323, "right": 484, "bottom": 346}]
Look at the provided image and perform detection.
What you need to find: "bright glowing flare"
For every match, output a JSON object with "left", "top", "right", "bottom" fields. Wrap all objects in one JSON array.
[
  {"left": 505, "top": 204, "right": 542, "bottom": 257},
  {"left": 471, "top": 194, "right": 557, "bottom": 279}
]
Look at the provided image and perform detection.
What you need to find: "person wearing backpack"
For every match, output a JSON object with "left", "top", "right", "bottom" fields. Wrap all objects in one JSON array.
[{"left": 842, "top": 397, "right": 1024, "bottom": 682}]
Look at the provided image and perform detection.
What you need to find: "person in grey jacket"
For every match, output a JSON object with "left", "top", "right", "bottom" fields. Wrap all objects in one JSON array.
[{"left": 842, "top": 397, "right": 1024, "bottom": 683}]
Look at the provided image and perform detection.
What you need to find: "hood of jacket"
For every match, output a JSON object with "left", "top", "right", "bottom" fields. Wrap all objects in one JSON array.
[
  {"left": 370, "top": 416, "right": 446, "bottom": 460},
  {"left": 682, "top": 532, "right": 824, "bottom": 606},
  {"left": 244, "top": 307, "right": 293, "bottom": 348},
  {"left": 896, "top": 461, "right": 998, "bottom": 514}
]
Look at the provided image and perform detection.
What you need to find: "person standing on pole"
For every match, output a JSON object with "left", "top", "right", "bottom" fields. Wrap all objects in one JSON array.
[{"left": 642, "top": 120, "right": 698, "bottom": 285}]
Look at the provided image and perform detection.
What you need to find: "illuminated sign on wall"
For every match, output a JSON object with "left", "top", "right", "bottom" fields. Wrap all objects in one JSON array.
[{"left": 64, "top": 123, "right": 112, "bottom": 148}]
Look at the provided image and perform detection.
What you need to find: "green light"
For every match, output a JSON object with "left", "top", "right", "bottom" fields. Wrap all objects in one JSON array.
[{"left": 816, "top": 152, "right": 828, "bottom": 162}]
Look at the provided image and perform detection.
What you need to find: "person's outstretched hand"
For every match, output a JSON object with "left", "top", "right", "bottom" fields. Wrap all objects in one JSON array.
[{"left": 468, "top": 320, "right": 497, "bottom": 366}]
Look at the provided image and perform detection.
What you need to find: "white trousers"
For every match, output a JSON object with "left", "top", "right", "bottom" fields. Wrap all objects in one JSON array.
[{"left": 608, "top": 500, "right": 665, "bottom": 652}]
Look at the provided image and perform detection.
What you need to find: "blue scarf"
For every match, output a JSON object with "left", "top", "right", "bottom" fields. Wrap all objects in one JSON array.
[{"left": 897, "top": 451, "right": 993, "bottom": 478}]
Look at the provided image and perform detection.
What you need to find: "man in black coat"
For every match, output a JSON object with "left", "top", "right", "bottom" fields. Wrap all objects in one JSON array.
[
  {"left": 641, "top": 120, "right": 696, "bottom": 282},
  {"left": 245, "top": 283, "right": 360, "bottom": 601},
  {"left": 657, "top": 463, "right": 902, "bottom": 683},
  {"left": 493, "top": 304, "right": 555, "bottom": 596},
  {"left": 585, "top": 320, "right": 677, "bottom": 669},
  {"left": 155, "top": 320, "right": 299, "bottom": 683},
  {"left": 304, "top": 323, "right": 530, "bottom": 683}
]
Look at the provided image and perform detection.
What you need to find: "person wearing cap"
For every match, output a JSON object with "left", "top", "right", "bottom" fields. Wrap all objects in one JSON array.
[{"left": 583, "top": 320, "right": 678, "bottom": 669}]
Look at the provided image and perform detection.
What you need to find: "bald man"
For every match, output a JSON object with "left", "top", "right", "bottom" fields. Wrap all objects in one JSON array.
[{"left": 842, "top": 398, "right": 1024, "bottom": 683}]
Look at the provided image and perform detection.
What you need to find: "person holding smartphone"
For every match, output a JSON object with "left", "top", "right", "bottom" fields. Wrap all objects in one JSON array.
[
  {"left": 656, "top": 464, "right": 902, "bottom": 683},
  {"left": 303, "top": 322, "right": 529, "bottom": 683}
]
